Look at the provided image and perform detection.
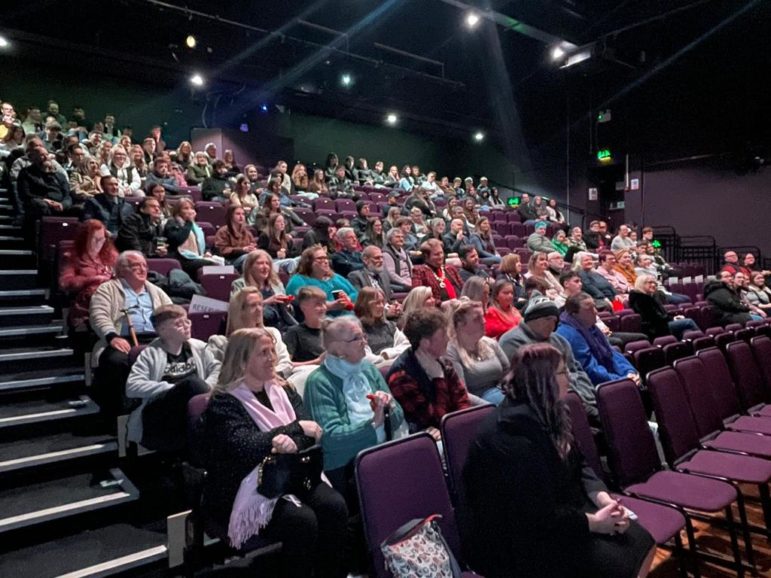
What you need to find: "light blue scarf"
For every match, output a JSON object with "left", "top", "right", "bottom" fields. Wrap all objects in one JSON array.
[
  {"left": 324, "top": 355, "right": 383, "bottom": 439},
  {"left": 179, "top": 221, "right": 206, "bottom": 260}
]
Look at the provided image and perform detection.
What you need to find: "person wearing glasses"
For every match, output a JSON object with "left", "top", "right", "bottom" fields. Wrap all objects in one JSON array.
[
  {"left": 304, "top": 317, "right": 405, "bottom": 507},
  {"left": 126, "top": 305, "right": 220, "bottom": 452},
  {"left": 285, "top": 245, "right": 359, "bottom": 317},
  {"left": 89, "top": 251, "right": 173, "bottom": 416}
]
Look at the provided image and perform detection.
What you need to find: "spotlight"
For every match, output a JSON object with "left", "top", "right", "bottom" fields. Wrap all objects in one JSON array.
[
  {"left": 473, "top": 131, "right": 485, "bottom": 142},
  {"left": 385, "top": 113, "right": 398, "bottom": 126},
  {"left": 550, "top": 46, "right": 565, "bottom": 61},
  {"left": 0, "top": 35, "right": 9, "bottom": 49},
  {"left": 465, "top": 13, "right": 480, "bottom": 28},
  {"left": 340, "top": 74, "right": 352, "bottom": 87},
  {"left": 185, "top": 34, "right": 197, "bottom": 49},
  {"left": 190, "top": 73, "right": 204, "bottom": 87},
  {"left": 260, "top": 104, "right": 269, "bottom": 113}
]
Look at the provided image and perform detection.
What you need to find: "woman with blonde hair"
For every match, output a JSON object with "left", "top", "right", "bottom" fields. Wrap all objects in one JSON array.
[
  {"left": 231, "top": 250, "right": 296, "bottom": 330},
  {"left": 397, "top": 286, "right": 436, "bottom": 329},
  {"left": 446, "top": 299, "right": 510, "bottom": 405},
  {"left": 526, "top": 251, "right": 566, "bottom": 307},
  {"left": 207, "top": 287, "right": 293, "bottom": 378},
  {"left": 199, "top": 327, "right": 347, "bottom": 575},
  {"left": 353, "top": 287, "right": 410, "bottom": 366}
]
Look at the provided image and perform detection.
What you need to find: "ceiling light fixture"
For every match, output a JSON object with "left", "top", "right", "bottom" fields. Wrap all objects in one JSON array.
[
  {"left": 0, "top": 35, "right": 9, "bottom": 49},
  {"left": 185, "top": 35, "right": 197, "bottom": 49},
  {"left": 386, "top": 113, "right": 398, "bottom": 125},
  {"left": 550, "top": 46, "right": 565, "bottom": 61},
  {"left": 473, "top": 131, "right": 485, "bottom": 142},
  {"left": 341, "top": 73, "right": 352, "bottom": 87},
  {"left": 465, "top": 13, "right": 480, "bottom": 28},
  {"left": 190, "top": 73, "right": 204, "bottom": 87}
]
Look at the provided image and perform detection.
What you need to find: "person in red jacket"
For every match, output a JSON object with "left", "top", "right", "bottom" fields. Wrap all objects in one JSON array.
[
  {"left": 484, "top": 279, "right": 522, "bottom": 339},
  {"left": 59, "top": 219, "right": 117, "bottom": 331},
  {"left": 410, "top": 238, "right": 463, "bottom": 303}
]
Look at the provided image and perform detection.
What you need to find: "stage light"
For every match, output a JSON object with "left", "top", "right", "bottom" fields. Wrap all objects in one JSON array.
[
  {"left": 551, "top": 46, "right": 564, "bottom": 61},
  {"left": 341, "top": 74, "right": 352, "bottom": 87},
  {"left": 190, "top": 73, "right": 204, "bottom": 87},
  {"left": 260, "top": 104, "right": 269, "bottom": 113},
  {"left": 466, "top": 13, "right": 480, "bottom": 28},
  {"left": 386, "top": 113, "right": 398, "bottom": 125},
  {"left": 473, "top": 131, "right": 485, "bottom": 142},
  {"left": 185, "top": 35, "right": 197, "bottom": 49},
  {"left": 0, "top": 36, "right": 9, "bottom": 49}
]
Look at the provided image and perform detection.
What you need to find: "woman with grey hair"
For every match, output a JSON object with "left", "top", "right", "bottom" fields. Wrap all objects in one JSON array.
[{"left": 304, "top": 316, "right": 405, "bottom": 500}]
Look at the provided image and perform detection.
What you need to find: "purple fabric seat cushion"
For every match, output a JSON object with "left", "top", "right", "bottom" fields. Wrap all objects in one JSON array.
[
  {"left": 678, "top": 451, "right": 771, "bottom": 484},
  {"left": 626, "top": 470, "right": 736, "bottom": 512},
  {"left": 703, "top": 431, "right": 771, "bottom": 458},
  {"left": 613, "top": 494, "right": 685, "bottom": 544}
]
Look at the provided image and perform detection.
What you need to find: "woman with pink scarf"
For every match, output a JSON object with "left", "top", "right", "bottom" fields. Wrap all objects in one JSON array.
[{"left": 199, "top": 327, "right": 348, "bottom": 577}]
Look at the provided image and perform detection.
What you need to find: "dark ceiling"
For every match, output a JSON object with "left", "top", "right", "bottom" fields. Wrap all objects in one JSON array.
[{"left": 4, "top": 0, "right": 769, "bottom": 159}]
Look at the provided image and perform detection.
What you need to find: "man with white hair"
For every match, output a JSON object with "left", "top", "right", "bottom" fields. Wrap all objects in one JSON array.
[
  {"left": 611, "top": 224, "right": 636, "bottom": 252},
  {"left": 331, "top": 227, "right": 364, "bottom": 277},
  {"left": 89, "top": 251, "right": 172, "bottom": 415},
  {"left": 382, "top": 227, "right": 414, "bottom": 292},
  {"left": 348, "top": 245, "right": 394, "bottom": 302}
]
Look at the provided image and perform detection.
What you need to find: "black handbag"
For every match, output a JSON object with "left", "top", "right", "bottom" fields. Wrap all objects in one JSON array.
[{"left": 256, "top": 444, "right": 324, "bottom": 499}]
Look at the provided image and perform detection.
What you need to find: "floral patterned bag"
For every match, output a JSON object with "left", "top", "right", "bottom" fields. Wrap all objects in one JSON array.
[{"left": 380, "top": 514, "right": 462, "bottom": 578}]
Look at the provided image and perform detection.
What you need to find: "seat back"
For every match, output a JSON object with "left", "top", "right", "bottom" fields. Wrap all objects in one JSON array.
[
  {"left": 39, "top": 216, "right": 79, "bottom": 262},
  {"left": 632, "top": 347, "right": 666, "bottom": 382},
  {"left": 440, "top": 405, "right": 496, "bottom": 505},
  {"left": 646, "top": 367, "right": 701, "bottom": 465},
  {"left": 662, "top": 341, "right": 692, "bottom": 365},
  {"left": 682, "top": 329, "right": 704, "bottom": 341},
  {"left": 692, "top": 335, "right": 716, "bottom": 351},
  {"left": 695, "top": 347, "right": 743, "bottom": 421},
  {"left": 652, "top": 335, "right": 677, "bottom": 347},
  {"left": 597, "top": 379, "right": 661, "bottom": 487},
  {"left": 356, "top": 433, "right": 460, "bottom": 578},
  {"left": 146, "top": 257, "right": 182, "bottom": 276},
  {"left": 194, "top": 202, "right": 227, "bottom": 227},
  {"left": 624, "top": 339, "right": 651, "bottom": 354},
  {"left": 619, "top": 313, "right": 642, "bottom": 333},
  {"left": 564, "top": 392, "right": 606, "bottom": 483},
  {"left": 750, "top": 336, "right": 771, "bottom": 396},
  {"left": 725, "top": 340, "right": 768, "bottom": 410},
  {"left": 674, "top": 356, "right": 725, "bottom": 438},
  {"left": 200, "top": 273, "right": 240, "bottom": 302},
  {"left": 188, "top": 311, "right": 226, "bottom": 341}
]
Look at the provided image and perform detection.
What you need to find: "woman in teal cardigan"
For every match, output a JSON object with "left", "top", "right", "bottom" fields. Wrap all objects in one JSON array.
[
  {"left": 304, "top": 316, "right": 404, "bottom": 503},
  {"left": 285, "top": 245, "right": 358, "bottom": 317}
]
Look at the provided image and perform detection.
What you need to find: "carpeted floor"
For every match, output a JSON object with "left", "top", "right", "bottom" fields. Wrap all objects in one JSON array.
[{"left": 651, "top": 484, "right": 771, "bottom": 577}]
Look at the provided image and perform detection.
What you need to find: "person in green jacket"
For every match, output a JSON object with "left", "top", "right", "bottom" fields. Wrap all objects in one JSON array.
[{"left": 304, "top": 316, "right": 405, "bottom": 502}]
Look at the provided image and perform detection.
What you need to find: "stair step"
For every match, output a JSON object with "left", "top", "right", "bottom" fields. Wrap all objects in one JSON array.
[
  {"left": 0, "top": 306, "right": 55, "bottom": 327},
  {"left": 0, "top": 321, "right": 63, "bottom": 338},
  {"left": 0, "top": 271, "right": 39, "bottom": 291},
  {"left": 0, "top": 432, "right": 117, "bottom": 474},
  {"left": 0, "top": 523, "right": 166, "bottom": 577},
  {"left": 0, "top": 250, "right": 36, "bottom": 269},
  {"left": 0, "top": 396, "right": 98, "bottom": 429},
  {"left": 0, "top": 468, "right": 138, "bottom": 534},
  {"left": 0, "top": 289, "right": 46, "bottom": 304},
  {"left": 0, "top": 224, "right": 21, "bottom": 232},
  {"left": 0, "top": 369, "right": 83, "bottom": 393},
  {"left": 0, "top": 346, "right": 77, "bottom": 372}
]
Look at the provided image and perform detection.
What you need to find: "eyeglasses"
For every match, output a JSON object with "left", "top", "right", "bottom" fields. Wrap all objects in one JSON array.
[{"left": 127, "top": 263, "right": 148, "bottom": 271}]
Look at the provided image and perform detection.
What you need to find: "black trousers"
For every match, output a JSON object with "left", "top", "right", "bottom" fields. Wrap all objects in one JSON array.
[
  {"left": 243, "top": 483, "right": 349, "bottom": 578},
  {"left": 94, "top": 335, "right": 155, "bottom": 417},
  {"left": 141, "top": 376, "right": 210, "bottom": 453}
]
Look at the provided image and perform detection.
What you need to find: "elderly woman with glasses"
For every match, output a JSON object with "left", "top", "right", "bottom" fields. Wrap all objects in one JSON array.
[
  {"left": 285, "top": 245, "right": 359, "bottom": 317},
  {"left": 304, "top": 317, "right": 405, "bottom": 501},
  {"left": 628, "top": 274, "right": 699, "bottom": 340}
]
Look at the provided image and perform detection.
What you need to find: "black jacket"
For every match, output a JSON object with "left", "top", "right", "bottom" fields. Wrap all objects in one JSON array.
[
  {"left": 116, "top": 212, "right": 163, "bottom": 256},
  {"left": 704, "top": 280, "right": 752, "bottom": 326},
  {"left": 628, "top": 290, "right": 670, "bottom": 339},
  {"left": 462, "top": 401, "right": 607, "bottom": 578},
  {"left": 81, "top": 195, "right": 134, "bottom": 235}
]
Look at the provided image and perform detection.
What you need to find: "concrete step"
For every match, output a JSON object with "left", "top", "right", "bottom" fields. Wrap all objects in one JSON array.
[
  {"left": 0, "top": 431, "right": 117, "bottom": 474},
  {"left": 0, "top": 368, "right": 84, "bottom": 394},
  {"left": 0, "top": 235, "right": 25, "bottom": 250},
  {"left": 0, "top": 321, "right": 63, "bottom": 338},
  {"left": 0, "top": 270, "right": 39, "bottom": 291},
  {"left": 0, "top": 250, "right": 36, "bottom": 269},
  {"left": 0, "top": 396, "right": 98, "bottom": 430},
  {"left": 0, "top": 468, "right": 138, "bottom": 534},
  {"left": 0, "top": 523, "right": 167, "bottom": 578},
  {"left": 0, "top": 306, "right": 56, "bottom": 327},
  {"left": 0, "top": 346, "right": 77, "bottom": 373}
]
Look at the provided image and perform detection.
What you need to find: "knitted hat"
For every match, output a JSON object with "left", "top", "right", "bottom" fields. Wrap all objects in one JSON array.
[
  {"left": 535, "top": 220, "right": 548, "bottom": 230},
  {"left": 523, "top": 296, "right": 560, "bottom": 323}
]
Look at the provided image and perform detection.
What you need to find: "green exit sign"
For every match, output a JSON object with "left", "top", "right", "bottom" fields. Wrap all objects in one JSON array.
[{"left": 596, "top": 149, "right": 612, "bottom": 161}]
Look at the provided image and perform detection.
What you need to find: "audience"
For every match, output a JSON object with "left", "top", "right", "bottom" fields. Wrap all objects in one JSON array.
[
  {"left": 256, "top": 212, "right": 298, "bottom": 274},
  {"left": 411, "top": 239, "right": 463, "bottom": 302},
  {"left": 446, "top": 300, "right": 510, "bottom": 405},
  {"left": 214, "top": 206, "right": 256, "bottom": 270},
  {"left": 705, "top": 271, "right": 754, "bottom": 326},
  {"left": 629, "top": 275, "right": 699, "bottom": 340},
  {"left": 81, "top": 175, "right": 134, "bottom": 235},
  {"left": 382, "top": 227, "right": 414, "bottom": 292},
  {"left": 164, "top": 198, "right": 217, "bottom": 278},
  {"left": 116, "top": 197, "right": 167, "bottom": 257},
  {"left": 484, "top": 278, "right": 522, "bottom": 339},
  {"left": 330, "top": 227, "right": 364, "bottom": 277},
  {"left": 463, "top": 342, "right": 655, "bottom": 578},
  {"left": 526, "top": 220, "right": 555, "bottom": 253},
  {"left": 496, "top": 253, "right": 527, "bottom": 307},
  {"left": 89, "top": 251, "right": 172, "bottom": 415},
  {"left": 60, "top": 220, "right": 118, "bottom": 331},
  {"left": 611, "top": 224, "right": 636, "bottom": 252},
  {"left": 387, "top": 307, "right": 470, "bottom": 438},
  {"left": 230, "top": 250, "right": 296, "bottom": 331},
  {"left": 526, "top": 252, "right": 566, "bottom": 307},
  {"left": 458, "top": 245, "right": 490, "bottom": 283},
  {"left": 353, "top": 288, "right": 410, "bottom": 365},
  {"left": 746, "top": 271, "right": 771, "bottom": 313},
  {"left": 284, "top": 287, "right": 327, "bottom": 366},
  {"left": 285, "top": 245, "right": 359, "bottom": 316},
  {"left": 126, "top": 305, "right": 219, "bottom": 452},
  {"left": 347, "top": 246, "right": 400, "bottom": 317},
  {"left": 468, "top": 216, "right": 501, "bottom": 265},
  {"left": 199, "top": 328, "right": 347, "bottom": 576},
  {"left": 556, "top": 293, "right": 640, "bottom": 387}
]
